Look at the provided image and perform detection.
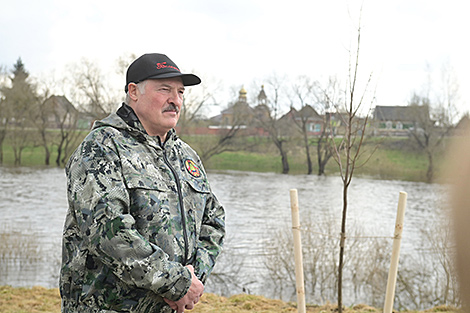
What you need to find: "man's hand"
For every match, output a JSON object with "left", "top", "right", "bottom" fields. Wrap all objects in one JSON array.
[{"left": 164, "top": 265, "right": 204, "bottom": 313}]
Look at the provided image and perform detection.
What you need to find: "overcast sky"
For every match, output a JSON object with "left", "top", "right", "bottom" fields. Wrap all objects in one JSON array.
[{"left": 1, "top": 0, "right": 468, "bottom": 116}]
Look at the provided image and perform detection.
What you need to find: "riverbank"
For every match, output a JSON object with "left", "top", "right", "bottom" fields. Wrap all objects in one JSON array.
[
  {"left": 0, "top": 136, "right": 447, "bottom": 183},
  {"left": 204, "top": 138, "right": 445, "bottom": 182},
  {"left": 0, "top": 286, "right": 461, "bottom": 313}
]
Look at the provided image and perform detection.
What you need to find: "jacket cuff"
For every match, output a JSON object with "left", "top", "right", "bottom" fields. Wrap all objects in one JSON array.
[{"left": 160, "top": 267, "right": 192, "bottom": 301}]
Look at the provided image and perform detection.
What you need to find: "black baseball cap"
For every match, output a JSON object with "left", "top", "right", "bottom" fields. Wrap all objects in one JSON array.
[{"left": 125, "top": 53, "right": 201, "bottom": 92}]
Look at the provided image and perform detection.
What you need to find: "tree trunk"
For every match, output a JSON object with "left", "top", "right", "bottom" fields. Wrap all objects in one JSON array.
[
  {"left": 56, "top": 136, "right": 65, "bottom": 167},
  {"left": 304, "top": 133, "right": 312, "bottom": 175},
  {"left": 281, "top": 149, "right": 290, "bottom": 174},
  {"left": 40, "top": 130, "right": 50, "bottom": 166},
  {"left": 0, "top": 131, "right": 5, "bottom": 163},
  {"left": 274, "top": 139, "right": 290, "bottom": 174},
  {"left": 44, "top": 145, "right": 50, "bottom": 166},
  {"left": 426, "top": 151, "right": 434, "bottom": 183},
  {"left": 317, "top": 131, "right": 332, "bottom": 176},
  {"left": 317, "top": 140, "right": 326, "bottom": 176},
  {"left": 338, "top": 183, "right": 348, "bottom": 313},
  {"left": 13, "top": 147, "right": 23, "bottom": 165}
]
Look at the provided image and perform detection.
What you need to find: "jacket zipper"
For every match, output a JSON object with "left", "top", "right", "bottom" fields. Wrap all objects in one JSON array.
[{"left": 161, "top": 147, "right": 190, "bottom": 266}]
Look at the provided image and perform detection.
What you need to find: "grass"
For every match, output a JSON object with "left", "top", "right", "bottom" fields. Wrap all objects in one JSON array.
[
  {"left": 0, "top": 286, "right": 461, "bottom": 313},
  {"left": 1, "top": 145, "right": 51, "bottom": 167},
  {"left": 0, "top": 286, "right": 61, "bottom": 313},
  {"left": 206, "top": 151, "right": 282, "bottom": 173},
  {"left": 0, "top": 135, "right": 447, "bottom": 183},
  {"left": 204, "top": 142, "right": 439, "bottom": 182}
]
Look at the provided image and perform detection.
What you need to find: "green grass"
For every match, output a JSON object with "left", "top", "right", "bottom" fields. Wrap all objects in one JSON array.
[
  {"left": 0, "top": 133, "right": 446, "bottom": 183},
  {"left": 206, "top": 151, "right": 282, "bottom": 173},
  {"left": 2, "top": 145, "right": 52, "bottom": 166}
]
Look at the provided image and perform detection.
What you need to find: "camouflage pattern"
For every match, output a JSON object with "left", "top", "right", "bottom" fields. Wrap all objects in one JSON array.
[{"left": 60, "top": 104, "right": 225, "bottom": 312}]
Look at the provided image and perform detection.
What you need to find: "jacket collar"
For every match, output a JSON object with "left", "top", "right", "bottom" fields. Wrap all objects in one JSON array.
[
  {"left": 117, "top": 103, "right": 144, "bottom": 131},
  {"left": 115, "top": 103, "right": 177, "bottom": 146}
]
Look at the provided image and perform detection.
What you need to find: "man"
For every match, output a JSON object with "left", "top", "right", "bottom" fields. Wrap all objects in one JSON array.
[{"left": 60, "top": 53, "right": 225, "bottom": 313}]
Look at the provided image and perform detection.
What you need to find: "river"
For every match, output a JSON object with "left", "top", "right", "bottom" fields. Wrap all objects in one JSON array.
[{"left": 0, "top": 166, "right": 449, "bottom": 307}]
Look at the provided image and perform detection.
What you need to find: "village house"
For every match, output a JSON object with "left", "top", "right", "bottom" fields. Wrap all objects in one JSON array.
[
  {"left": 43, "top": 95, "right": 94, "bottom": 129},
  {"left": 278, "top": 105, "right": 324, "bottom": 136},
  {"left": 373, "top": 105, "right": 430, "bottom": 136}
]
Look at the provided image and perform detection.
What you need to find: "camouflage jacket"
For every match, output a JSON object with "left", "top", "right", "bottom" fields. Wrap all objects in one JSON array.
[{"left": 60, "top": 104, "right": 225, "bottom": 312}]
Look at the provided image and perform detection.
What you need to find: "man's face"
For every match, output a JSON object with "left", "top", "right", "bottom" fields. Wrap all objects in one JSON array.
[{"left": 130, "top": 77, "right": 185, "bottom": 139}]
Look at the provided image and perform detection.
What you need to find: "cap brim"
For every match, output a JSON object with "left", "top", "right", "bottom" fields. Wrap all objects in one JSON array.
[{"left": 146, "top": 72, "right": 201, "bottom": 86}]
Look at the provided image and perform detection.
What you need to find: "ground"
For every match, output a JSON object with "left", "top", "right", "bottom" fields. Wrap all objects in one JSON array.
[{"left": 0, "top": 286, "right": 462, "bottom": 313}]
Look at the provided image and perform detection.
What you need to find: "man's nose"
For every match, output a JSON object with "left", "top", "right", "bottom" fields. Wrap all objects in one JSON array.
[{"left": 168, "top": 89, "right": 183, "bottom": 106}]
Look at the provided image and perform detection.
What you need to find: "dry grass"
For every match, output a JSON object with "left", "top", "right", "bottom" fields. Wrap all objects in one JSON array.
[
  {"left": 0, "top": 286, "right": 61, "bottom": 313},
  {"left": 0, "top": 286, "right": 462, "bottom": 313}
]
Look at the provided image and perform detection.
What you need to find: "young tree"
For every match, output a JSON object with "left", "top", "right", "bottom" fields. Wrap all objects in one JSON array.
[{"left": 329, "top": 17, "right": 376, "bottom": 313}]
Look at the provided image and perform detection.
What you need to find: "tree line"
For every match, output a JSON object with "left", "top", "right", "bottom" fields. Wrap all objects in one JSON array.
[{"left": 0, "top": 55, "right": 464, "bottom": 183}]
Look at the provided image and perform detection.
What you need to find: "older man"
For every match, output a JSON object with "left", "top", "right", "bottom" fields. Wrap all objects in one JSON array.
[{"left": 60, "top": 53, "right": 225, "bottom": 313}]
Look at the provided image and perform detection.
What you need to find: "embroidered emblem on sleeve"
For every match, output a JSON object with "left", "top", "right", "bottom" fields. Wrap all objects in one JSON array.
[{"left": 185, "top": 159, "right": 202, "bottom": 178}]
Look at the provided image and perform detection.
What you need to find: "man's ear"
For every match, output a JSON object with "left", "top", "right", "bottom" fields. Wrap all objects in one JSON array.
[{"left": 127, "top": 83, "right": 139, "bottom": 101}]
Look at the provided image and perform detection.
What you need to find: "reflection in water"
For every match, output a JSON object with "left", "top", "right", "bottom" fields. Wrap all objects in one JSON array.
[
  {"left": 0, "top": 167, "right": 447, "bottom": 306},
  {"left": 207, "top": 171, "right": 448, "bottom": 300},
  {"left": 0, "top": 167, "right": 67, "bottom": 287}
]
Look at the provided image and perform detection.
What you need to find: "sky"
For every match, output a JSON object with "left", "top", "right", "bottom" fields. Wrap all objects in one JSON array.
[{"left": 1, "top": 0, "right": 468, "bottom": 117}]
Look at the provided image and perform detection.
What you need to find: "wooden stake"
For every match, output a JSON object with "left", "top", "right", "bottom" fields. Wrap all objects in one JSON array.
[
  {"left": 384, "top": 191, "right": 408, "bottom": 313},
  {"left": 290, "top": 189, "right": 306, "bottom": 313}
]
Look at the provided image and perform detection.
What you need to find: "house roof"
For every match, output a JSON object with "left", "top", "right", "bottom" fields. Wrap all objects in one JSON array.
[
  {"left": 45, "top": 95, "right": 78, "bottom": 113},
  {"left": 374, "top": 105, "right": 429, "bottom": 122},
  {"left": 280, "top": 105, "right": 322, "bottom": 122}
]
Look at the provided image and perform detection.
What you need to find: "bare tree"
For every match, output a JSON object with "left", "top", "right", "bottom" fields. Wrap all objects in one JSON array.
[
  {"left": 178, "top": 78, "right": 220, "bottom": 134},
  {"left": 255, "top": 75, "right": 291, "bottom": 174},
  {"left": 395, "top": 218, "right": 459, "bottom": 309},
  {"left": 49, "top": 96, "right": 82, "bottom": 167},
  {"left": 188, "top": 83, "right": 252, "bottom": 162},
  {"left": 115, "top": 53, "right": 138, "bottom": 77},
  {"left": 31, "top": 91, "right": 53, "bottom": 165},
  {"left": 329, "top": 16, "right": 377, "bottom": 312},
  {"left": 34, "top": 76, "right": 65, "bottom": 166},
  {"left": 65, "top": 58, "right": 120, "bottom": 119},
  {"left": 289, "top": 75, "right": 317, "bottom": 174},
  {"left": 313, "top": 76, "right": 343, "bottom": 175},
  {"left": 263, "top": 216, "right": 390, "bottom": 306},
  {"left": 407, "top": 63, "right": 460, "bottom": 183}
]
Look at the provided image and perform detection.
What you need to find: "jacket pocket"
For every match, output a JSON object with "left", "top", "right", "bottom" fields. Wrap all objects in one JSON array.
[{"left": 122, "top": 166, "right": 169, "bottom": 192}]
